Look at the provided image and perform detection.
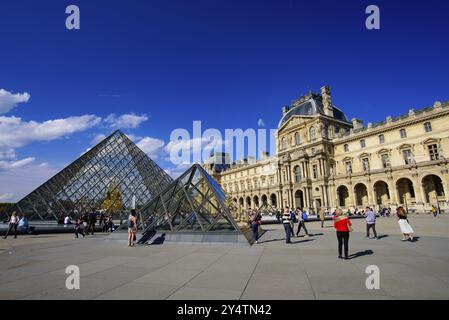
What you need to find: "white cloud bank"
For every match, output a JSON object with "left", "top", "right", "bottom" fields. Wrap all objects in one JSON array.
[
  {"left": 136, "top": 137, "right": 165, "bottom": 159},
  {"left": 105, "top": 113, "right": 148, "bottom": 129},
  {"left": 0, "top": 115, "right": 101, "bottom": 149},
  {"left": 0, "top": 89, "right": 30, "bottom": 114}
]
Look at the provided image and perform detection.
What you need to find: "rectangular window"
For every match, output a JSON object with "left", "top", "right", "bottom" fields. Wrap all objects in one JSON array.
[
  {"left": 424, "top": 122, "right": 432, "bottom": 133},
  {"left": 344, "top": 144, "right": 349, "bottom": 152},
  {"left": 381, "top": 154, "right": 390, "bottom": 168},
  {"left": 403, "top": 149, "right": 413, "bottom": 165},
  {"left": 360, "top": 139, "right": 366, "bottom": 148},
  {"left": 313, "top": 165, "right": 318, "bottom": 179},
  {"left": 379, "top": 134, "right": 385, "bottom": 144},
  {"left": 428, "top": 144, "right": 440, "bottom": 161},
  {"left": 362, "top": 158, "right": 370, "bottom": 171},
  {"left": 345, "top": 161, "right": 352, "bottom": 174},
  {"left": 400, "top": 129, "right": 407, "bottom": 139}
]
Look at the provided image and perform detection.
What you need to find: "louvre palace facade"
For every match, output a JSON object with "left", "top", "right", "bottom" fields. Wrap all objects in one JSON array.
[{"left": 205, "top": 86, "right": 449, "bottom": 214}]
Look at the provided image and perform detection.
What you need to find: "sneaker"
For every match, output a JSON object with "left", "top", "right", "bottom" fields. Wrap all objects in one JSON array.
[
  {"left": 338, "top": 256, "right": 343, "bottom": 259},
  {"left": 304, "top": 235, "right": 310, "bottom": 238}
]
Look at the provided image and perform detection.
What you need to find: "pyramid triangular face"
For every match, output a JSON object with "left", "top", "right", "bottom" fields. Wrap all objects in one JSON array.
[
  {"left": 12, "top": 130, "right": 173, "bottom": 221},
  {"left": 136, "top": 164, "right": 253, "bottom": 243}
]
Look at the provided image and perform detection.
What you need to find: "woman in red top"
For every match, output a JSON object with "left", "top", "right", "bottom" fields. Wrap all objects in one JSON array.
[{"left": 333, "top": 209, "right": 352, "bottom": 260}]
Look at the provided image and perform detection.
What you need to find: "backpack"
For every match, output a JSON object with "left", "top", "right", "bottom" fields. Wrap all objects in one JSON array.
[
  {"left": 301, "top": 212, "right": 308, "bottom": 221},
  {"left": 127, "top": 218, "right": 134, "bottom": 228}
]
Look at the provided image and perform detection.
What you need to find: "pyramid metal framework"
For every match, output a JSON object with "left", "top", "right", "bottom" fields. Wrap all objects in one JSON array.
[
  {"left": 136, "top": 164, "right": 248, "bottom": 237},
  {"left": 9, "top": 130, "right": 173, "bottom": 221}
]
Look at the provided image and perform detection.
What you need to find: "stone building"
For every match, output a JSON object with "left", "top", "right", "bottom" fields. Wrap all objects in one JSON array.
[{"left": 205, "top": 86, "right": 449, "bottom": 213}]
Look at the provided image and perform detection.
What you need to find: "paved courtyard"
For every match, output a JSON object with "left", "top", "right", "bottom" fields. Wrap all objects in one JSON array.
[{"left": 1, "top": 214, "right": 449, "bottom": 300}]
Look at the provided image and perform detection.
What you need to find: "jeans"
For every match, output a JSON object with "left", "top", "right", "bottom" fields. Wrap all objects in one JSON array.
[
  {"left": 296, "top": 220, "right": 309, "bottom": 236},
  {"left": 251, "top": 223, "right": 259, "bottom": 242},
  {"left": 75, "top": 227, "right": 85, "bottom": 238},
  {"left": 4, "top": 223, "right": 18, "bottom": 239},
  {"left": 366, "top": 223, "right": 377, "bottom": 238},
  {"left": 283, "top": 223, "right": 292, "bottom": 243},
  {"left": 87, "top": 221, "right": 95, "bottom": 234},
  {"left": 336, "top": 231, "right": 350, "bottom": 258}
]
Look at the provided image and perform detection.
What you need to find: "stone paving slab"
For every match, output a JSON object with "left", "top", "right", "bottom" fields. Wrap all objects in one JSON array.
[{"left": 1, "top": 215, "right": 449, "bottom": 300}]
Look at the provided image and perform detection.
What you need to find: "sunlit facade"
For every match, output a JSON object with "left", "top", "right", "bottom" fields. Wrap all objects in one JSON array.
[{"left": 207, "top": 86, "right": 449, "bottom": 213}]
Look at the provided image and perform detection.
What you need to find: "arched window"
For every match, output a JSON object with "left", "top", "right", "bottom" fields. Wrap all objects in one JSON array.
[
  {"left": 294, "top": 165, "right": 301, "bottom": 183},
  {"left": 309, "top": 127, "right": 316, "bottom": 141},
  {"left": 295, "top": 132, "right": 300, "bottom": 145}
]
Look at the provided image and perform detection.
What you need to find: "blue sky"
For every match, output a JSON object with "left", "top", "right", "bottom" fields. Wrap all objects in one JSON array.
[{"left": 1, "top": 0, "right": 449, "bottom": 201}]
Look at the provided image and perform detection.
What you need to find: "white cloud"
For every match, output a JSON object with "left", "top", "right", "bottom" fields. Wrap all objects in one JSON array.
[
  {"left": 257, "top": 118, "right": 265, "bottom": 127},
  {"left": 0, "top": 114, "right": 101, "bottom": 150},
  {"left": 165, "top": 136, "right": 226, "bottom": 165},
  {"left": 0, "top": 89, "right": 30, "bottom": 114},
  {"left": 0, "top": 163, "right": 59, "bottom": 202},
  {"left": 105, "top": 113, "right": 148, "bottom": 129},
  {"left": 91, "top": 134, "right": 106, "bottom": 145},
  {"left": 0, "top": 193, "right": 15, "bottom": 202},
  {"left": 0, "top": 148, "right": 16, "bottom": 160},
  {"left": 0, "top": 157, "right": 35, "bottom": 171},
  {"left": 164, "top": 163, "right": 191, "bottom": 179},
  {"left": 136, "top": 137, "right": 165, "bottom": 159}
]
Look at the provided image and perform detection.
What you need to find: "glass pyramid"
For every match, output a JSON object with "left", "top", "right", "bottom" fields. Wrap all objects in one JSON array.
[
  {"left": 135, "top": 164, "right": 252, "bottom": 241},
  {"left": 11, "top": 130, "right": 173, "bottom": 221}
]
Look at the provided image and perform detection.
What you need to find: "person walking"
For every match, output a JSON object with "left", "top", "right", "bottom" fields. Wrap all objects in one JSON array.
[
  {"left": 87, "top": 209, "right": 97, "bottom": 235},
  {"left": 282, "top": 207, "right": 293, "bottom": 244},
  {"left": 397, "top": 206, "right": 415, "bottom": 241},
  {"left": 364, "top": 207, "right": 378, "bottom": 239},
  {"left": 289, "top": 207, "right": 296, "bottom": 237},
  {"left": 128, "top": 209, "right": 138, "bottom": 247},
  {"left": 3, "top": 211, "right": 19, "bottom": 239},
  {"left": 333, "top": 208, "right": 352, "bottom": 260},
  {"left": 319, "top": 209, "right": 325, "bottom": 228},
  {"left": 74, "top": 219, "right": 85, "bottom": 238},
  {"left": 296, "top": 208, "right": 309, "bottom": 237},
  {"left": 249, "top": 210, "right": 262, "bottom": 244}
]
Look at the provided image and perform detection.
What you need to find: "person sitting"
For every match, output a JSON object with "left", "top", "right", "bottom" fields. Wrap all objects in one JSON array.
[
  {"left": 18, "top": 216, "right": 34, "bottom": 235},
  {"left": 64, "top": 215, "right": 72, "bottom": 225}
]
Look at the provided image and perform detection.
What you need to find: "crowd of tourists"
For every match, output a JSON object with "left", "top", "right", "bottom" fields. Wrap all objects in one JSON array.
[{"left": 248, "top": 205, "right": 416, "bottom": 260}]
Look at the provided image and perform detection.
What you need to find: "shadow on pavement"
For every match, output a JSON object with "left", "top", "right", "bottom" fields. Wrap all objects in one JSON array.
[{"left": 348, "top": 249, "right": 374, "bottom": 259}]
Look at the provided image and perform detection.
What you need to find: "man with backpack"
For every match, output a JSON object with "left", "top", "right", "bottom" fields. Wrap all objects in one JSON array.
[{"left": 296, "top": 208, "right": 310, "bottom": 238}]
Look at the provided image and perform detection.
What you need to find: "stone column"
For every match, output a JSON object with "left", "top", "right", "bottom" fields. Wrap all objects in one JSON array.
[{"left": 368, "top": 183, "right": 376, "bottom": 207}]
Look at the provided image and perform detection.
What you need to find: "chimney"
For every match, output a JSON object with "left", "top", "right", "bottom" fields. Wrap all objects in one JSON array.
[
  {"left": 321, "top": 85, "right": 334, "bottom": 117},
  {"left": 282, "top": 105, "right": 290, "bottom": 115},
  {"left": 351, "top": 118, "right": 364, "bottom": 130}
]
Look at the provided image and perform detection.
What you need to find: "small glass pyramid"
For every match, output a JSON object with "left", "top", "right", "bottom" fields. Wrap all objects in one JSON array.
[{"left": 134, "top": 164, "right": 253, "bottom": 243}]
